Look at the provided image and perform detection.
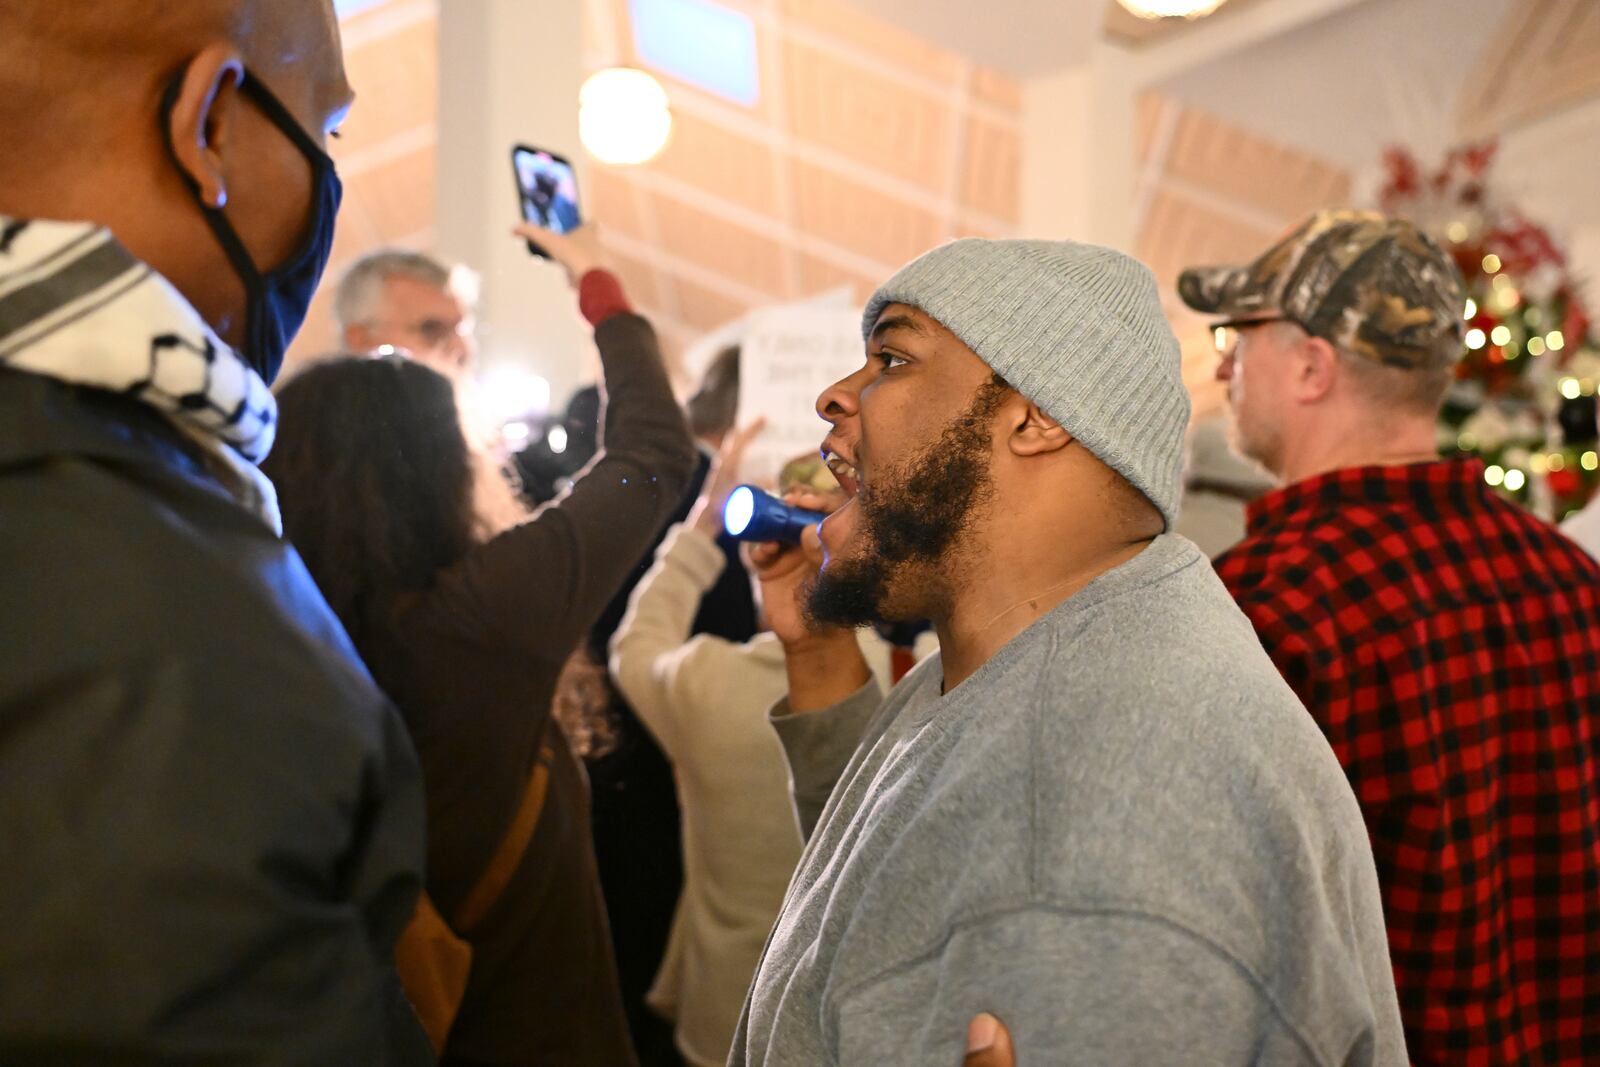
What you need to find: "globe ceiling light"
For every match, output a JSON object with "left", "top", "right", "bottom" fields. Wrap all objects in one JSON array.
[
  {"left": 579, "top": 67, "right": 673, "bottom": 165},
  {"left": 1117, "top": 0, "right": 1228, "bottom": 19}
]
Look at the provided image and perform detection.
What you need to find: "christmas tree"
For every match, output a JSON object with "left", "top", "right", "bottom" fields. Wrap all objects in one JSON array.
[{"left": 1378, "top": 141, "right": 1600, "bottom": 519}]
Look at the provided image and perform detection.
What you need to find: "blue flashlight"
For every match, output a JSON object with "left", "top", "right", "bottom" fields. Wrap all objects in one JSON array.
[{"left": 723, "top": 485, "right": 826, "bottom": 544}]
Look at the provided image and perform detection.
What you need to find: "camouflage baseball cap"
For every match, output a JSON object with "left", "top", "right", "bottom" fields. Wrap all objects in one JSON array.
[{"left": 1177, "top": 210, "right": 1467, "bottom": 369}]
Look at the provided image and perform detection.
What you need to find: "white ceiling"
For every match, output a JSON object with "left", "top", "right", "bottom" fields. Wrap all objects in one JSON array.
[
  {"left": 847, "top": 0, "right": 1107, "bottom": 76},
  {"left": 1155, "top": 0, "right": 1499, "bottom": 171}
]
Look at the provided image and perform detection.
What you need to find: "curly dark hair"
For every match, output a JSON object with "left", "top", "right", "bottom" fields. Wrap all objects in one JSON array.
[
  {"left": 262, "top": 355, "right": 475, "bottom": 648},
  {"left": 264, "top": 354, "right": 617, "bottom": 755}
]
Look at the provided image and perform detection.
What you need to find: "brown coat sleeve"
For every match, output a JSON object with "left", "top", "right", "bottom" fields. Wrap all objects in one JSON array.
[{"left": 427, "top": 312, "right": 696, "bottom": 661}]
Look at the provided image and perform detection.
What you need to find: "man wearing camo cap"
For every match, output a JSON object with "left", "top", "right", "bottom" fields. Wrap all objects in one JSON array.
[{"left": 1182, "top": 210, "right": 1600, "bottom": 1065}]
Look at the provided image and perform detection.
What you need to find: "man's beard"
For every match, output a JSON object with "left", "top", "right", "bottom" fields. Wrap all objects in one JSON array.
[{"left": 805, "top": 381, "right": 1008, "bottom": 628}]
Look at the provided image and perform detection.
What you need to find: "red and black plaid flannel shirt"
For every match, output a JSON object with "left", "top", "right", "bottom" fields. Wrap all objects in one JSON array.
[{"left": 1215, "top": 459, "right": 1600, "bottom": 1065}]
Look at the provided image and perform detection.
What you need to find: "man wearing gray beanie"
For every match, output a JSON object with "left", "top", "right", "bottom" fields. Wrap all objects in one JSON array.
[{"left": 728, "top": 238, "right": 1405, "bottom": 1066}]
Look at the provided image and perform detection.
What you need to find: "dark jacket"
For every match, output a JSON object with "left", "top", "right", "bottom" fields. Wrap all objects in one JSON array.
[
  {"left": 0, "top": 367, "right": 431, "bottom": 1065},
  {"left": 355, "top": 313, "right": 696, "bottom": 1067},
  {"left": 584, "top": 448, "right": 759, "bottom": 1065}
]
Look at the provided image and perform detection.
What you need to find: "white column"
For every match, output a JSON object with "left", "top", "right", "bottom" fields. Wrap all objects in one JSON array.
[
  {"left": 1018, "top": 41, "right": 1137, "bottom": 252},
  {"left": 437, "top": 0, "right": 591, "bottom": 410}
]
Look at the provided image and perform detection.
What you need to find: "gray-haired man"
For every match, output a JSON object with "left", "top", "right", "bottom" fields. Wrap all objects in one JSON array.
[{"left": 335, "top": 248, "right": 478, "bottom": 378}]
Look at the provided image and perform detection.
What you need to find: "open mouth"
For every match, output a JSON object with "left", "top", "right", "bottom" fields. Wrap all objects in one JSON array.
[
  {"left": 818, "top": 447, "right": 864, "bottom": 560},
  {"left": 823, "top": 449, "right": 861, "bottom": 497}
]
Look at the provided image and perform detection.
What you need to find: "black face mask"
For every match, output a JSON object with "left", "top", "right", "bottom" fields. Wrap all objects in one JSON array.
[{"left": 161, "top": 66, "right": 342, "bottom": 385}]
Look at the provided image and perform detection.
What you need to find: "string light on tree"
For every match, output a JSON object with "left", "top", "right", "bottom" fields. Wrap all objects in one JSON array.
[{"left": 1379, "top": 140, "right": 1600, "bottom": 518}]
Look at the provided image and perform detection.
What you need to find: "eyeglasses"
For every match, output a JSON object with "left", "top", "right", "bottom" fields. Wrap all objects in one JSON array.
[
  {"left": 1210, "top": 316, "right": 1299, "bottom": 360},
  {"left": 371, "top": 316, "right": 477, "bottom": 349}
]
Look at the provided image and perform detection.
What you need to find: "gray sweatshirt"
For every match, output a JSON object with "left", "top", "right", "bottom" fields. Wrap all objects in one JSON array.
[{"left": 729, "top": 535, "right": 1405, "bottom": 1066}]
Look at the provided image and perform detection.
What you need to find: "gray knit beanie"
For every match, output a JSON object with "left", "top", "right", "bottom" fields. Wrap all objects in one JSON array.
[{"left": 862, "top": 238, "right": 1190, "bottom": 528}]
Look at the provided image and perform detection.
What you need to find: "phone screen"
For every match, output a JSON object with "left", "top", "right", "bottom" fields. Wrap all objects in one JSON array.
[{"left": 512, "top": 146, "right": 581, "bottom": 235}]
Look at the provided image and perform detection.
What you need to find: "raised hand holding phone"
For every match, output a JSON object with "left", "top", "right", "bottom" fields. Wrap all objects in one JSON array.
[
  {"left": 511, "top": 223, "right": 605, "bottom": 289},
  {"left": 511, "top": 144, "right": 582, "bottom": 258}
]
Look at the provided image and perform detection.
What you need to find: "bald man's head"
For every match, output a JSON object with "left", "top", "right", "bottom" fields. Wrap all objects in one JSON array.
[
  {"left": 0, "top": 0, "right": 352, "bottom": 378},
  {"left": 0, "top": 3, "right": 237, "bottom": 118},
  {"left": 0, "top": 0, "right": 344, "bottom": 169}
]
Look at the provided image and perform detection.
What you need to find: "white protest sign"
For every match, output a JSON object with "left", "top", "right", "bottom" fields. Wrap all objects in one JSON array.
[{"left": 737, "top": 305, "right": 866, "bottom": 486}]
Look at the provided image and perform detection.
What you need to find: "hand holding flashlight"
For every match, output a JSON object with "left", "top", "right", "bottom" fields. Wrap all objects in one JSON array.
[
  {"left": 742, "top": 482, "right": 869, "bottom": 708},
  {"left": 742, "top": 483, "right": 837, "bottom": 650}
]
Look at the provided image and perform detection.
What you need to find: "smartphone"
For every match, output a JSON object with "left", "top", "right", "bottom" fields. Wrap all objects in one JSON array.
[{"left": 511, "top": 144, "right": 581, "bottom": 258}]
